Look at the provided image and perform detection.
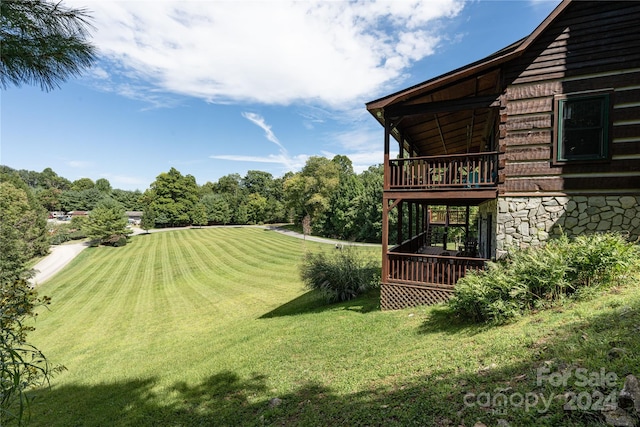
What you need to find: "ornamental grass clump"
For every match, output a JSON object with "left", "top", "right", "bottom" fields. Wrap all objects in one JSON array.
[
  {"left": 448, "top": 232, "right": 639, "bottom": 324},
  {"left": 300, "top": 248, "right": 380, "bottom": 303}
]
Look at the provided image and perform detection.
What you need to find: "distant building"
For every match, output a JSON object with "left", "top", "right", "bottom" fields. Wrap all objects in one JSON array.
[
  {"left": 68, "top": 211, "right": 89, "bottom": 218},
  {"left": 126, "top": 211, "right": 143, "bottom": 225}
]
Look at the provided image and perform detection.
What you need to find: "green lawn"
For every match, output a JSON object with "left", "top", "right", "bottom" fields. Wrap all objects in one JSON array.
[{"left": 27, "top": 227, "right": 640, "bottom": 426}]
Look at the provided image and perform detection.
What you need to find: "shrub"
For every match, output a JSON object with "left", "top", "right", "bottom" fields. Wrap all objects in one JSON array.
[
  {"left": 300, "top": 248, "right": 380, "bottom": 303},
  {"left": 49, "top": 221, "right": 87, "bottom": 245},
  {"left": 448, "top": 232, "right": 639, "bottom": 324}
]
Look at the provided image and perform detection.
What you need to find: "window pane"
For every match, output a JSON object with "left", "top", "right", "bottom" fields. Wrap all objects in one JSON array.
[
  {"left": 563, "top": 98, "right": 602, "bottom": 128},
  {"left": 559, "top": 95, "right": 607, "bottom": 161},
  {"left": 563, "top": 129, "right": 602, "bottom": 159}
]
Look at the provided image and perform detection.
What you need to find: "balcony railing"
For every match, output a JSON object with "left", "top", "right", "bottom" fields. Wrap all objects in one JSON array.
[
  {"left": 386, "top": 252, "right": 486, "bottom": 289},
  {"left": 388, "top": 152, "right": 498, "bottom": 190}
]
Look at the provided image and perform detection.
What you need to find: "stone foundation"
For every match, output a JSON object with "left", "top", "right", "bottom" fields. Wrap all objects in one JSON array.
[{"left": 495, "top": 195, "right": 640, "bottom": 256}]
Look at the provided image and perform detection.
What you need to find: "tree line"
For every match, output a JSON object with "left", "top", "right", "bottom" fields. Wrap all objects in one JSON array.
[{"left": 1, "top": 154, "right": 395, "bottom": 243}]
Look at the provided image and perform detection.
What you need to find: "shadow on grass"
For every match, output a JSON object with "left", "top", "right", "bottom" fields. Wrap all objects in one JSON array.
[
  {"left": 27, "top": 356, "right": 608, "bottom": 426},
  {"left": 27, "top": 293, "right": 640, "bottom": 426},
  {"left": 259, "top": 289, "right": 380, "bottom": 319}
]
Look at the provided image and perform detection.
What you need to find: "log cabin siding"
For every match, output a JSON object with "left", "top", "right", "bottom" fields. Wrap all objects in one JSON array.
[
  {"left": 506, "top": 2, "right": 640, "bottom": 85},
  {"left": 500, "top": 2, "right": 640, "bottom": 196}
]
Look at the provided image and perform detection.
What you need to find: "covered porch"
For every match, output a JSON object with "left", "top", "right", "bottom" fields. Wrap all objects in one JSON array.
[
  {"left": 367, "top": 62, "right": 506, "bottom": 309},
  {"left": 381, "top": 199, "right": 493, "bottom": 309}
]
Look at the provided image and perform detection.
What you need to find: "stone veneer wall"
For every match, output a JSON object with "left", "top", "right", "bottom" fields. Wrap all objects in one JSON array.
[{"left": 495, "top": 195, "right": 640, "bottom": 257}]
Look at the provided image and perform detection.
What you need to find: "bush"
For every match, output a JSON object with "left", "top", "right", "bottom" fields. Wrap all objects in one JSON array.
[
  {"left": 300, "top": 248, "right": 380, "bottom": 303},
  {"left": 448, "top": 233, "right": 639, "bottom": 323},
  {"left": 103, "top": 234, "right": 127, "bottom": 247},
  {"left": 49, "top": 221, "right": 87, "bottom": 245}
]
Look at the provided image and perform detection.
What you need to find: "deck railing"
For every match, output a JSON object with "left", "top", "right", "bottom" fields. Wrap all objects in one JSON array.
[
  {"left": 430, "top": 207, "right": 468, "bottom": 224},
  {"left": 388, "top": 152, "right": 498, "bottom": 190},
  {"left": 386, "top": 252, "right": 486, "bottom": 289}
]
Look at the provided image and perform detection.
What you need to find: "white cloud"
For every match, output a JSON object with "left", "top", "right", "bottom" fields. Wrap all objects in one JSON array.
[
  {"left": 241, "top": 112, "right": 285, "bottom": 151},
  {"left": 211, "top": 113, "right": 307, "bottom": 172},
  {"left": 210, "top": 153, "right": 308, "bottom": 169},
  {"left": 71, "top": 0, "right": 464, "bottom": 108}
]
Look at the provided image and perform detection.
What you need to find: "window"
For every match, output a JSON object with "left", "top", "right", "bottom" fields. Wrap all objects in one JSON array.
[{"left": 555, "top": 92, "right": 611, "bottom": 163}]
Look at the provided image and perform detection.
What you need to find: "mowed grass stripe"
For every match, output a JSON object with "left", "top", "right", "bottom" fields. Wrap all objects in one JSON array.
[
  {"left": 162, "top": 231, "right": 213, "bottom": 313},
  {"left": 172, "top": 232, "right": 224, "bottom": 310},
  {"left": 194, "top": 229, "right": 309, "bottom": 314},
  {"left": 54, "top": 247, "right": 131, "bottom": 340},
  {"left": 130, "top": 234, "right": 160, "bottom": 319},
  {"left": 26, "top": 227, "right": 640, "bottom": 427},
  {"left": 29, "top": 228, "right": 362, "bottom": 423}
]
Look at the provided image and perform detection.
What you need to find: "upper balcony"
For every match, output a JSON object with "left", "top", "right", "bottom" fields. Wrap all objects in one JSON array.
[{"left": 385, "top": 151, "right": 499, "bottom": 201}]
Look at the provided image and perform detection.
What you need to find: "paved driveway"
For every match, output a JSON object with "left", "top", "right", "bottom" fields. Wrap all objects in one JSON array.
[{"left": 30, "top": 242, "right": 89, "bottom": 286}]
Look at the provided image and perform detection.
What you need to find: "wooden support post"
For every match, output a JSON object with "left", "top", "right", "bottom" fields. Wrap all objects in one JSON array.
[
  {"left": 397, "top": 200, "right": 403, "bottom": 245},
  {"left": 382, "top": 198, "right": 389, "bottom": 284},
  {"left": 382, "top": 116, "right": 391, "bottom": 284},
  {"left": 443, "top": 205, "right": 450, "bottom": 249},
  {"left": 408, "top": 201, "right": 413, "bottom": 241},
  {"left": 465, "top": 205, "right": 471, "bottom": 243}
]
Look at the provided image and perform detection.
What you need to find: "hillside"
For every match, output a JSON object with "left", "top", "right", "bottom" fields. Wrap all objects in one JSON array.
[{"left": 28, "top": 228, "right": 640, "bottom": 426}]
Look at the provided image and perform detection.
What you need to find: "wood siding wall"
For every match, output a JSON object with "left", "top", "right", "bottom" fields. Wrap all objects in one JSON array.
[{"left": 500, "top": 1, "right": 640, "bottom": 195}]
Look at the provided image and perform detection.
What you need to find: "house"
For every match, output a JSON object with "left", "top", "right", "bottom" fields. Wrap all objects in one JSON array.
[
  {"left": 366, "top": 0, "right": 640, "bottom": 310},
  {"left": 68, "top": 211, "right": 89, "bottom": 218},
  {"left": 126, "top": 211, "right": 143, "bottom": 225}
]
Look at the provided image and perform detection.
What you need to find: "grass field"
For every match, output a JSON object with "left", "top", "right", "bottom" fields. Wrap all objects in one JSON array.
[{"left": 27, "top": 227, "right": 640, "bottom": 426}]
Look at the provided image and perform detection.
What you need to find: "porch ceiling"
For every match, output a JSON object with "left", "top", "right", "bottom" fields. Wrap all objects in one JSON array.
[{"left": 370, "top": 68, "right": 502, "bottom": 157}]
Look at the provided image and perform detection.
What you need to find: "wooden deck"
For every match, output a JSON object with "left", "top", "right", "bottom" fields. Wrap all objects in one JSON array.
[
  {"left": 386, "top": 251, "right": 486, "bottom": 289},
  {"left": 381, "top": 251, "right": 487, "bottom": 310},
  {"left": 388, "top": 152, "right": 498, "bottom": 190}
]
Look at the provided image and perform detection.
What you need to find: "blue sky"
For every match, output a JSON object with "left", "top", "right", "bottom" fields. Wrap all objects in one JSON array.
[{"left": 1, "top": 0, "right": 560, "bottom": 191}]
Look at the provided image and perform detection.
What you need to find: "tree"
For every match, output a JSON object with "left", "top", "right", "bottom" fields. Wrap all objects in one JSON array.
[
  {"left": 70, "top": 177, "right": 94, "bottom": 192},
  {"left": 0, "top": 182, "right": 35, "bottom": 281},
  {"left": 191, "top": 203, "right": 208, "bottom": 228},
  {"left": 284, "top": 156, "right": 340, "bottom": 231},
  {"left": 36, "top": 187, "right": 62, "bottom": 211},
  {"left": 95, "top": 178, "right": 112, "bottom": 194},
  {"left": 0, "top": 172, "right": 49, "bottom": 263},
  {"left": 140, "top": 207, "right": 156, "bottom": 232},
  {"left": 59, "top": 187, "right": 105, "bottom": 211},
  {"left": 0, "top": 276, "right": 61, "bottom": 425},
  {"left": 211, "top": 173, "right": 248, "bottom": 224},
  {"left": 321, "top": 173, "right": 364, "bottom": 240},
  {"left": 111, "top": 189, "right": 144, "bottom": 211},
  {"left": 1, "top": 0, "right": 96, "bottom": 90},
  {"left": 38, "top": 167, "right": 71, "bottom": 190},
  {"left": 0, "top": 177, "right": 57, "bottom": 424},
  {"left": 83, "top": 198, "right": 129, "bottom": 245},
  {"left": 353, "top": 164, "right": 388, "bottom": 242},
  {"left": 145, "top": 168, "right": 200, "bottom": 227},
  {"left": 246, "top": 193, "right": 267, "bottom": 224},
  {"left": 243, "top": 170, "right": 274, "bottom": 198},
  {"left": 201, "top": 193, "right": 232, "bottom": 225}
]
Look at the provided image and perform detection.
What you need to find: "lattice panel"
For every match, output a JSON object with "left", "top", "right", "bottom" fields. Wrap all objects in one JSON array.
[{"left": 381, "top": 283, "right": 453, "bottom": 310}]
